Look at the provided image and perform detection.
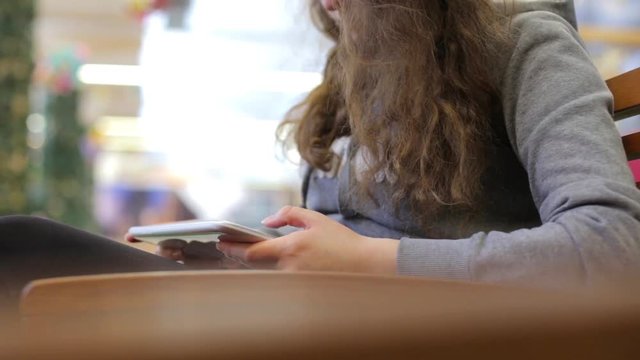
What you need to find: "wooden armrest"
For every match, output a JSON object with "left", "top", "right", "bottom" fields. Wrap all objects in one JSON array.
[{"left": 606, "top": 67, "right": 640, "bottom": 120}]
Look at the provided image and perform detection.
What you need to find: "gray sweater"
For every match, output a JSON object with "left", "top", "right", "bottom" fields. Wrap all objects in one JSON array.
[{"left": 303, "top": 11, "right": 640, "bottom": 287}]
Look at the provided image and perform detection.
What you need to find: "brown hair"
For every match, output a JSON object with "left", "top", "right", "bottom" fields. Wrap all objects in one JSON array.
[{"left": 278, "top": 0, "right": 511, "bottom": 227}]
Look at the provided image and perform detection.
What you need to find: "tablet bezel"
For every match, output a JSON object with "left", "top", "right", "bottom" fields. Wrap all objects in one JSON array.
[{"left": 128, "top": 220, "right": 275, "bottom": 244}]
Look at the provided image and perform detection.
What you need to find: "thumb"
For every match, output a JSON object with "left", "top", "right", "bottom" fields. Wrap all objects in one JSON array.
[{"left": 261, "top": 206, "right": 326, "bottom": 229}]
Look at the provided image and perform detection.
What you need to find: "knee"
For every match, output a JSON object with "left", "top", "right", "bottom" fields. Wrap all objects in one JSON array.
[
  {"left": 0, "top": 215, "right": 55, "bottom": 236},
  {"left": 0, "top": 214, "right": 51, "bottom": 226}
]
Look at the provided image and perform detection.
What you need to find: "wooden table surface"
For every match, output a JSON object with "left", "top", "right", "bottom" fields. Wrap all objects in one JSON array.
[{"left": 3, "top": 271, "right": 640, "bottom": 359}]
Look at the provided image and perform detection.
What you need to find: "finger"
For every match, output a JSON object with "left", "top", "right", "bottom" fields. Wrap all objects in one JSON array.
[
  {"left": 242, "top": 235, "right": 295, "bottom": 262},
  {"left": 217, "top": 240, "right": 281, "bottom": 269},
  {"left": 125, "top": 233, "right": 141, "bottom": 243},
  {"left": 260, "top": 206, "right": 326, "bottom": 229},
  {"left": 216, "top": 241, "right": 253, "bottom": 261}
]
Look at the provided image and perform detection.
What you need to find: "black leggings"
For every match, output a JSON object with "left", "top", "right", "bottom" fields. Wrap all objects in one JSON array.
[{"left": 0, "top": 215, "right": 190, "bottom": 309}]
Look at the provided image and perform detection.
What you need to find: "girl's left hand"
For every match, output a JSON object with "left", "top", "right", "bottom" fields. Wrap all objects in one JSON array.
[{"left": 216, "top": 206, "right": 398, "bottom": 275}]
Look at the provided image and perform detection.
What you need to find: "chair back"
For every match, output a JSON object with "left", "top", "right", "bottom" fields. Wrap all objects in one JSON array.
[{"left": 607, "top": 68, "right": 640, "bottom": 186}]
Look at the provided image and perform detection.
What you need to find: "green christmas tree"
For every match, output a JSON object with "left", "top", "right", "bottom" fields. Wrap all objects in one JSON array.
[
  {"left": 0, "top": 0, "right": 35, "bottom": 215},
  {"left": 42, "top": 90, "right": 93, "bottom": 228},
  {"left": 34, "top": 46, "right": 94, "bottom": 229}
]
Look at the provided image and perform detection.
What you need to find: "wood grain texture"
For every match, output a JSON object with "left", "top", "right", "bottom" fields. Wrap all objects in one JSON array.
[
  {"left": 607, "top": 67, "right": 640, "bottom": 120},
  {"left": 7, "top": 271, "right": 640, "bottom": 360}
]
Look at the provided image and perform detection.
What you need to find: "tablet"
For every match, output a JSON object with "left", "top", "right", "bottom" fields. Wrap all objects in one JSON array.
[{"left": 128, "top": 220, "right": 276, "bottom": 245}]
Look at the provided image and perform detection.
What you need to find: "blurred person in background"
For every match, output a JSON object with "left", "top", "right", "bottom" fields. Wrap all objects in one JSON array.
[{"left": 2, "top": 0, "right": 640, "bottom": 308}]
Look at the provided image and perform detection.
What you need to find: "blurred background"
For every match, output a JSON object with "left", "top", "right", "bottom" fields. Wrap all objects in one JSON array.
[{"left": 0, "top": 0, "right": 639, "bottom": 241}]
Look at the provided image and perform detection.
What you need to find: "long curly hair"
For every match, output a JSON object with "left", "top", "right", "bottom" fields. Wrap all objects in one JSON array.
[{"left": 278, "top": 0, "right": 511, "bottom": 227}]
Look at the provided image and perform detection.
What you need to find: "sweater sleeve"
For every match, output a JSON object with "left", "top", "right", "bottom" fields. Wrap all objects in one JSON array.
[{"left": 397, "top": 12, "right": 640, "bottom": 287}]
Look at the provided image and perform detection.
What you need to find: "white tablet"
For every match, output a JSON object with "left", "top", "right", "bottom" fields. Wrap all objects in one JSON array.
[{"left": 128, "top": 220, "right": 276, "bottom": 244}]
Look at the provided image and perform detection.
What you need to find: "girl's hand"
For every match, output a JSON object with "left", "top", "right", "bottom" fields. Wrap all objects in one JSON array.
[
  {"left": 125, "top": 234, "right": 248, "bottom": 269},
  {"left": 216, "top": 206, "right": 398, "bottom": 275}
]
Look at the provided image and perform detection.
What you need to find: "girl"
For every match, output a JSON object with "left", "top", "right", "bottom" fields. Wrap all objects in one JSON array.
[{"left": 217, "top": 0, "right": 640, "bottom": 285}]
